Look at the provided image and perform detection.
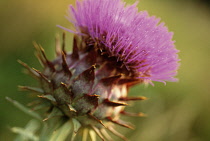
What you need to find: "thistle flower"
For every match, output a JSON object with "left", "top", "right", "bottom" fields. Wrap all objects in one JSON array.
[
  {"left": 13, "top": 0, "right": 179, "bottom": 141},
  {"left": 60, "top": 0, "right": 179, "bottom": 83}
]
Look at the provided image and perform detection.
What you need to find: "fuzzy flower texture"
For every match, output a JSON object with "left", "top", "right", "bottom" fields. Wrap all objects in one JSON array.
[
  {"left": 16, "top": 0, "right": 179, "bottom": 141},
  {"left": 61, "top": 0, "right": 179, "bottom": 83}
]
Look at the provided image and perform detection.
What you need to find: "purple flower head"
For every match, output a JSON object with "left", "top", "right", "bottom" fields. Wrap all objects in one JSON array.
[
  {"left": 16, "top": 0, "right": 181, "bottom": 140},
  {"left": 59, "top": 0, "right": 180, "bottom": 83}
]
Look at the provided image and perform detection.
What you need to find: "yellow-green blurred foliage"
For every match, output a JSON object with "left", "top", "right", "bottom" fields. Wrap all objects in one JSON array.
[{"left": 0, "top": 0, "right": 210, "bottom": 140}]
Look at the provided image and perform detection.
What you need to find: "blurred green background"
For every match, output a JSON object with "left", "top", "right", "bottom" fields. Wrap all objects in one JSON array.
[{"left": 0, "top": 0, "right": 210, "bottom": 140}]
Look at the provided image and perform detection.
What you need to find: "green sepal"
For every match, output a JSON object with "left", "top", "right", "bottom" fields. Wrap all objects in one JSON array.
[
  {"left": 38, "top": 94, "right": 56, "bottom": 102},
  {"left": 49, "top": 120, "right": 72, "bottom": 141},
  {"left": 82, "top": 128, "right": 88, "bottom": 141},
  {"left": 18, "top": 86, "right": 44, "bottom": 94},
  {"left": 39, "top": 117, "right": 67, "bottom": 141},
  {"left": 89, "top": 129, "right": 97, "bottom": 141},
  {"left": 43, "top": 107, "right": 63, "bottom": 121},
  {"left": 32, "top": 101, "right": 51, "bottom": 111},
  {"left": 6, "top": 97, "right": 42, "bottom": 120},
  {"left": 72, "top": 118, "right": 81, "bottom": 133},
  {"left": 13, "top": 119, "right": 40, "bottom": 141}
]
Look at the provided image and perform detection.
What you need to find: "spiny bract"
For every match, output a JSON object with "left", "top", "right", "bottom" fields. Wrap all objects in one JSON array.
[{"left": 18, "top": 32, "right": 147, "bottom": 141}]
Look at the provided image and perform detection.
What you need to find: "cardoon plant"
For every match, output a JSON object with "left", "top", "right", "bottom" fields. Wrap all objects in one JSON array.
[{"left": 9, "top": 0, "right": 179, "bottom": 140}]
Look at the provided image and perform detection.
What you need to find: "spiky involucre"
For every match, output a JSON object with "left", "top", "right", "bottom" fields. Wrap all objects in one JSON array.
[
  {"left": 19, "top": 33, "right": 147, "bottom": 141},
  {"left": 17, "top": 0, "right": 179, "bottom": 140},
  {"left": 61, "top": 0, "right": 179, "bottom": 83}
]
